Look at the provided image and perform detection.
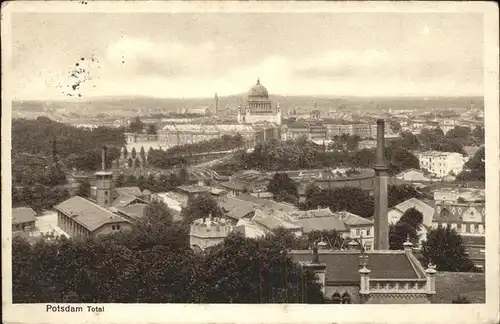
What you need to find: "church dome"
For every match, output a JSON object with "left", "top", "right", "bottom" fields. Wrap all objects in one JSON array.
[{"left": 248, "top": 79, "right": 269, "bottom": 98}]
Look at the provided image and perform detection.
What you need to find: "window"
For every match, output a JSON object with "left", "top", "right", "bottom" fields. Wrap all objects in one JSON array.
[
  {"left": 332, "top": 292, "right": 341, "bottom": 304},
  {"left": 461, "top": 224, "right": 467, "bottom": 233},
  {"left": 356, "top": 229, "right": 361, "bottom": 236},
  {"left": 112, "top": 225, "right": 116, "bottom": 230},
  {"left": 116, "top": 225, "right": 121, "bottom": 230},
  {"left": 470, "top": 224, "right": 476, "bottom": 233},
  {"left": 479, "top": 224, "right": 484, "bottom": 234},
  {"left": 341, "top": 292, "right": 351, "bottom": 304},
  {"left": 105, "top": 191, "right": 109, "bottom": 196},
  {"left": 366, "top": 228, "right": 371, "bottom": 236},
  {"left": 105, "top": 200, "right": 108, "bottom": 205}
]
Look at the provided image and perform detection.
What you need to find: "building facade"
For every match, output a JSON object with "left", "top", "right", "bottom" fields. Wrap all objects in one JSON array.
[
  {"left": 189, "top": 215, "right": 233, "bottom": 251},
  {"left": 238, "top": 79, "right": 282, "bottom": 125},
  {"left": 418, "top": 151, "right": 466, "bottom": 178},
  {"left": 290, "top": 242, "right": 437, "bottom": 303}
]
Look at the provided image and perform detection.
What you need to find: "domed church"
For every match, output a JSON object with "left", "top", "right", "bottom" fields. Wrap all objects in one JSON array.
[{"left": 238, "top": 78, "right": 282, "bottom": 125}]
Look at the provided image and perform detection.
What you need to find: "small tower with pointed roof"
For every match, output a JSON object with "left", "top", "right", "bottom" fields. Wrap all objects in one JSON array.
[{"left": 95, "top": 145, "right": 114, "bottom": 208}]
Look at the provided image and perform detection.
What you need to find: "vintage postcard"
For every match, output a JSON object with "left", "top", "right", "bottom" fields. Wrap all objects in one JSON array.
[{"left": 2, "top": 1, "right": 499, "bottom": 324}]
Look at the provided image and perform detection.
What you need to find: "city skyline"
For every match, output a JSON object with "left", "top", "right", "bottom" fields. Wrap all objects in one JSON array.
[{"left": 11, "top": 12, "right": 483, "bottom": 100}]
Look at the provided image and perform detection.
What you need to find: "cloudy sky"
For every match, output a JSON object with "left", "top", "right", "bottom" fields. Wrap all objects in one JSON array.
[{"left": 11, "top": 12, "right": 483, "bottom": 100}]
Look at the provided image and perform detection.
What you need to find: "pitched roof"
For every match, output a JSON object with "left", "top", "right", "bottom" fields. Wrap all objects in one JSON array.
[
  {"left": 177, "top": 185, "right": 209, "bottom": 194},
  {"left": 294, "top": 216, "right": 349, "bottom": 233},
  {"left": 115, "top": 187, "right": 143, "bottom": 197},
  {"left": 54, "top": 196, "right": 130, "bottom": 232},
  {"left": 112, "top": 193, "right": 147, "bottom": 207},
  {"left": 332, "top": 210, "right": 374, "bottom": 226},
  {"left": 12, "top": 207, "right": 37, "bottom": 225},
  {"left": 235, "top": 219, "right": 268, "bottom": 238},
  {"left": 390, "top": 198, "right": 435, "bottom": 227},
  {"left": 220, "top": 181, "right": 246, "bottom": 191},
  {"left": 289, "top": 250, "right": 424, "bottom": 283},
  {"left": 289, "top": 208, "right": 333, "bottom": 219},
  {"left": 236, "top": 194, "right": 298, "bottom": 213},
  {"left": 115, "top": 204, "right": 148, "bottom": 221},
  {"left": 252, "top": 209, "right": 302, "bottom": 231}
]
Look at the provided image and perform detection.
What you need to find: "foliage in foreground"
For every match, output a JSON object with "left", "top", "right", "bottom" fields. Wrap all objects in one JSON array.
[{"left": 12, "top": 221, "right": 326, "bottom": 303}]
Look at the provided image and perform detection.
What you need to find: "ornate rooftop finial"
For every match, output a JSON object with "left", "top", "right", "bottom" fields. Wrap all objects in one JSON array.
[{"left": 257, "top": 77, "right": 260, "bottom": 85}]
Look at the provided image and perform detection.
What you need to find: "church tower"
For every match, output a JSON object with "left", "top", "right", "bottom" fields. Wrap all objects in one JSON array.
[{"left": 95, "top": 145, "right": 114, "bottom": 208}]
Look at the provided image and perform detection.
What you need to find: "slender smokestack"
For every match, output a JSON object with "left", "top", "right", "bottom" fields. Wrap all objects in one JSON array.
[
  {"left": 376, "top": 119, "right": 385, "bottom": 165},
  {"left": 374, "top": 119, "right": 389, "bottom": 250},
  {"left": 102, "top": 145, "right": 107, "bottom": 171}
]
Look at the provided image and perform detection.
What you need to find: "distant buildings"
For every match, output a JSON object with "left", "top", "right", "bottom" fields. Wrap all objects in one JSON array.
[
  {"left": 237, "top": 79, "right": 282, "bottom": 125},
  {"left": 396, "top": 169, "right": 431, "bottom": 182},
  {"left": 281, "top": 123, "right": 328, "bottom": 142},
  {"left": 418, "top": 151, "right": 466, "bottom": 178}
]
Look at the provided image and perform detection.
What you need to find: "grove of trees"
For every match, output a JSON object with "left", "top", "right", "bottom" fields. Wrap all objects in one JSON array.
[{"left": 12, "top": 202, "right": 326, "bottom": 303}]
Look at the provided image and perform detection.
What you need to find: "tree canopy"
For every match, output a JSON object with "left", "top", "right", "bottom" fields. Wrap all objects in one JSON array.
[
  {"left": 267, "top": 173, "right": 298, "bottom": 204},
  {"left": 420, "top": 225, "right": 477, "bottom": 272},
  {"left": 389, "top": 207, "right": 423, "bottom": 250},
  {"left": 456, "top": 146, "right": 485, "bottom": 181}
]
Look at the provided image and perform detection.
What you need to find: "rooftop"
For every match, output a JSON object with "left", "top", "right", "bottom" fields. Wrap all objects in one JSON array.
[
  {"left": 289, "top": 250, "right": 424, "bottom": 283},
  {"left": 115, "top": 204, "right": 148, "bottom": 221},
  {"left": 12, "top": 207, "right": 37, "bottom": 225},
  {"left": 116, "top": 187, "right": 143, "bottom": 197},
  {"left": 54, "top": 196, "right": 129, "bottom": 232},
  {"left": 333, "top": 210, "right": 374, "bottom": 226},
  {"left": 293, "top": 216, "right": 349, "bottom": 233}
]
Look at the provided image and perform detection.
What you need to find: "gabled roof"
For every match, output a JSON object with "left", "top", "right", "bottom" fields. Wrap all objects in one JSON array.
[
  {"left": 332, "top": 210, "right": 374, "bottom": 226},
  {"left": 112, "top": 193, "right": 147, "bottom": 208},
  {"left": 289, "top": 250, "right": 424, "bottom": 283},
  {"left": 177, "top": 185, "right": 209, "bottom": 194},
  {"left": 390, "top": 198, "right": 435, "bottom": 227},
  {"left": 289, "top": 208, "right": 333, "bottom": 219},
  {"left": 236, "top": 194, "right": 298, "bottom": 213},
  {"left": 252, "top": 209, "right": 302, "bottom": 231},
  {"left": 12, "top": 207, "right": 37, "bottom": 225},
  {"left": 115, "top": 204, "right": 148, "bottom": 221},
  {"left": 235, "top": 219, "right": 268, "bottom": 238},
  {"left": 54, "top": 196, "right": 130, "bottom": 232},
  {"left": 115, "top": 187, "right": 143, "bottom": 197},
  {"left": 294, "top": 216, "right": 349, "bottom": 233},
  {"left": 220, "top": 181, "right": 246, "bottom": 191}
]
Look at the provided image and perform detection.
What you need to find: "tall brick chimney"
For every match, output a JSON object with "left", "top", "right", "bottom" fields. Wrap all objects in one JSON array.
[
  {"left": 374, "top": 119, "right": 389, "bottom": 250},
  {"left": 102, "top": 145, "right": 107, "bottom": 171}
]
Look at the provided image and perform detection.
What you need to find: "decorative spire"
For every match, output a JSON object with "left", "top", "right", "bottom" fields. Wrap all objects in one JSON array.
[{"left": 257, "top": 77, "right": 260, "bottom": 85}]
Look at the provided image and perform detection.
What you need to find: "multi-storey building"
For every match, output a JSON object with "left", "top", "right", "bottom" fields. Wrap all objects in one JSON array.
[
  {"left": 418, "top": 151, "right": 466, "bottom": 178},
  {"left": 281, "top": 123, "right": 328, "bottom": 142},
  {"left": 189, "top": 215, "right": 233, "bottom": 252},
  {"left": 156, "top": 123, "right": 279, "bottom": 150},
  {"left": 237, "top": 79, "right": 282, "bottom": 125}
]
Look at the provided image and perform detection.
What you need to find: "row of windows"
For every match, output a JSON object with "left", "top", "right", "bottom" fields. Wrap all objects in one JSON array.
[
  {"left": 111, "top": 225, "right": 121, "bottom": 231},
  {"left": 331, "top": 292, "right": 351, "bottom": 304},
  {"left": 433, "top": 222, "right": 484, "bottom": 234}
]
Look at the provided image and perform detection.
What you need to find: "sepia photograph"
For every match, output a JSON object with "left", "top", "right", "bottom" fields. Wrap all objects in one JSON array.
[{"left": 2, "top": 1, "right": 499, "bottom": 323}]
